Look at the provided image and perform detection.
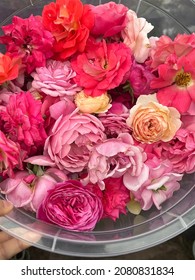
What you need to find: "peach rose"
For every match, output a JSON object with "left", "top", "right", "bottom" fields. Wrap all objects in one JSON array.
[
  {"left": 126, "top": 94, "right": 181, "bottom": 143},
  {"left": 74, "top": 91, "right": 111, "bottom": 114}
]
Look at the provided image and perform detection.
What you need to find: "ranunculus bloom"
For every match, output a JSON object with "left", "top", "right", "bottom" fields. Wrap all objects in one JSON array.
[
  {"left": 71, "top": 39, "right": 132, "bottom": 96},
  {"left": 37, "top": 180, "right": 103, "bottom": 231},
  {"left": 121, "top": 9, "right": 153, "bottom": 63},
  {"left": 0, "top": 92, "right": 47, "bottom": 156},
  {"left": 0, "top": 130, "right": 23, "bottom": 177},
  {"left": 0, "top": 15, "right": 54, "bottom": 74},
  {"left": 131, "top": 159, "right": 183, "bottom": 210},
  {"left": 43, "top": 109, "right": 106, "bottom": 172},
  {"left": 89, "top": 2, "right": 128, "bottom": 37},
  {"left": 0, "top": 168, "right": 68, "bottom": 211},
  {"left": 150, "top": 50, "right": 195, "bottom": 113},
  {"left": 42, "top": 0, "right": 94, "bottom": 60},
  {"left": 126, "top": 94, "right": 182, "bottom": 143},
  {"left": 0, "top": 53, "right": 20, "bottom": 85},
  {"left": 31, "top": 60, "right": 81, "bottom": 97},
  {"left": 74, "top": 90, "right": 111, "bottom": 114},
  {"left": 83, "top": 133, "right": 148, "bottom": 190}
]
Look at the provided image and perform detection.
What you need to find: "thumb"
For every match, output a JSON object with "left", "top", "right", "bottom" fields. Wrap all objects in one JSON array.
[{"left": 0, "top": 200, "right": 13, "bottom": 216}]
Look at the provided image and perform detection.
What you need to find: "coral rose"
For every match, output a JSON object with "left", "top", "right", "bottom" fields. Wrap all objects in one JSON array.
[
  {"left": 126, "top": 94, "right": 182, "bottom": 143},
  {"left": 74, "top": 90, "right": 111, "bottom": 113},
  {"left": 37, "top": 180, "right": 103, "bottom": 231},
  {"left": 71, "top": 39, "right": 132, "bottom": 97},
  {"left": 0, "top": 53, "right": 20, "bottom": 85}
]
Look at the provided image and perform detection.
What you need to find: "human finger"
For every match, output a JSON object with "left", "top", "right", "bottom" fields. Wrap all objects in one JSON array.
[{"left": 0, "top": 200, "right": 13, "bottom": 216}]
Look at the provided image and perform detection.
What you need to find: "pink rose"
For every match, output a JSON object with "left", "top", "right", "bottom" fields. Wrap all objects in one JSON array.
[
  {"left": 43, "top": 109, "right": 106, "bottom": 172},
  {"left": 89, "top": 2, "right": 128, "bottom": 37},
  {"left": 121, "top": 10, "right": 154, "bottom": 63},
  {"left": 71, "top": 39, "right": 132, "bottom": 97},
  {"left": 0, "top": 131, "right": 23, "bottom": 177},
  {"left": 37, "top": 180, "right": 103, "bottom": 231},
  {"left": 132, "top": 159, "right": 183, "bottom": 210},
  {"left": 83, "top": 133, "right": 148, "bottom": 190},
  {"left": 0, "top": 168, "right": 68, "bottom": 211}
]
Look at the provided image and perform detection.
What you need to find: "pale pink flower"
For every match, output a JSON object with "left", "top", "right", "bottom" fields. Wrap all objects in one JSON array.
[
  {"left": 83, "top": 133, "right": 148, "bottom": 190},
  {"left": 0, "top": 92, "right": 47, "bottom": 156},
  {"left": 89, "top": 2, "right": 128, "bottom": 37},
  {"left": 131, "top": 159, "right": 183, "bottom": 210},
  {"left": 71, "top": 39, "right": 132, "bottom": 97},
  {"left": 0, "top": 168, "right": 68, "bottom": 212},
  {"left": 0, "top": 15, "right": 54, "bottom": 74},
  {"left": 31, "top": 60, "right": 81, "bottom": 97},
  {"left": 126, "top": 94, "right": 182, "bottom": 143},
  {"left": 121, "top": 9, "right": 154, "bottom": 63},
  {"left": 0, "top": 131, "right": 23, "bottom": 177},
  {"left": 37, "top": 180, "right": 103, "bottom": 231}
]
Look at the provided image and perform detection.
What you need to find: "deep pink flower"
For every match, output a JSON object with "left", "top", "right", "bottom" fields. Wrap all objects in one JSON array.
[
  {"left": 31, "top": 60, "right": 81, "bottom": 97},
  {"left": 0, "top": 15, "right": 54, "bottom": 73},
  {"left": 71, "top": 39, "right": 132, "bottom": 96},
  {"left": 131, "top": 159, "right": 183, "bottom": 210},
  {"left": 37, "top": 180, "right": 103, "bottom": 231},
  {"left": 89, "top": 2, "right": 128, "bottom": 37},
  {"left": 0, "top": 168, "right": 68, "bottom": 211},
  {"left": 0, "top": 130, "right": 23, "bottom": 177},
  {"left": 83, "top": 133, "right": 148, "bottom": 190},
  {"left": 0, "top": 92, "right": 47, "bottom": 156}
]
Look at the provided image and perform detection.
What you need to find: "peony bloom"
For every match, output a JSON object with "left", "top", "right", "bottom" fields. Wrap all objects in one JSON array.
[
  {"left": 131, "top": 159, "right": 183, "bottom": 210},
  {"left": 83, "top": 133, "right": 148, "bottom": 190},
  {"left": 126, "top": 94, "right": 182, "bottom": 143},
  {"left": 0, "top": 15, "right": 54, "bottom": 74},
  {"left": 43, "top": 109, "right": 106, "bottom": 172},
  {"left": 128, "top": 60, "right": 155, "bottom": 97},
  {"left": 0, "top": 168, "right": 68, "bottom": 212},
  {"left": 121, "top": 9, "right": 153, "bottom": 63},
  {"left": 0, "top": 53, "right": 21, "bottom": 85},
  {"left": 31, "top": 60, "right": 81, "bottom": 97},
  {"left": 0, "top": 131, "right": 23, "bottom": 177},
  {"left": 37, "top": 180, "right": 103, "bottom": 231},
  {"left": 74, "top": 90, "right": 111, "bottom": 114},
  {"left": 0, "top": 92, "right": 47, "bottom": 156},
  {"left": 150, "top": 50, "right": 195, "bottom": 113},
  {"left": 42, "top": 0, "right": 94, "bottom": 60},
  {"left": 71, "top": 39, "right": 132, "bottom": 97},
  {"left": 89, "top": 2, "right": 128, "bottom": 37}
]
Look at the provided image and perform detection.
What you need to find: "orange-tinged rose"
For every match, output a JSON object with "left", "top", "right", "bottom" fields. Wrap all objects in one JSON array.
[
  {"left": 0, "top": 53, "right": 20, "bottom": 85},
  {"left": 75, "top": 91, "right": 111, "bottom": 114},
  {"left": 126, "top": 94, "right": 181, "bottom": 143}
]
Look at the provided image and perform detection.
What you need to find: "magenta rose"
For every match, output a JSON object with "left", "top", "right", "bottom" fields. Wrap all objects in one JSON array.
[
  {"left": 71, "top": 39, "right": 132, "bottom": 96},
  {"left": 37, "top": 180, "right": 104, "bottom": 231},
  {"left": 89, "top": 2, "right": 128, "bottom": 37}
]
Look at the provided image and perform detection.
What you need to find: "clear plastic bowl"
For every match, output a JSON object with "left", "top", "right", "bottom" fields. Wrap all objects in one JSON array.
[{"left": 0, "top": 0, "right": 195, "bottom": 257}]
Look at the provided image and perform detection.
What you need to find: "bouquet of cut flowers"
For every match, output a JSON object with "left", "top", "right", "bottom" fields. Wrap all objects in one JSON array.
[{"left": 0, "top": 0, "right": 195, "bottom": 232}]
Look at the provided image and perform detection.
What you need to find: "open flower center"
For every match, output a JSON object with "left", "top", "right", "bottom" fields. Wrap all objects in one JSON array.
[{"left": 175, "top": 71, "right": 191, "bottom": 87}]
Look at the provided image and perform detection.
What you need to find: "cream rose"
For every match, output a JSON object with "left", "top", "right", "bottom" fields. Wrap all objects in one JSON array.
[
  {"left": 74, "top": 91, "right": 111, "bottom": 114},
  {"left": 126, "top": 94, "right": 182, "bottom": 143}
]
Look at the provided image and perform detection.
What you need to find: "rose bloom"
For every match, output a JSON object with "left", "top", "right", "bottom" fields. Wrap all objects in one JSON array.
[
  {"left": 31, "top": 60, "right": 81, "bottom": 97},
  {"left": 0, "top": 168, "right": 68, "bottom": 212},
  {"left": 83, "top": 133, "right": 148, "bottom": 190},
  {"left": 121, "top": 9, "right": 154, "bottom": 63},
  {"left": 0, "top": 53, "right": 20, "bottom": 85},
  {"left": 42, "top": 0, "right": 94, "bottom": 60},
  {"left": 0, "top": 130, "right": 23, "bottom": 177},
  {"left": 74, "top": 90, "right": 111, "bottom": 114},
  {"left": 42, "top": 109, "right": 106, "bottom": 173},
  {"left": 131, "top": 159, "right": 183, "bottom": 210},
  {"left": 0, "top": 92, "right": 47, "bottom": 156},
  {"left": 89, "top": 2, "right": 128, "bottom": 37},
  {"left": 0, "top": 15, "right": 54, "bottom": 74},
  {"left": 71, "top": 39, "right": 132, "bottom": 97},
  {"left": 37, "top": 180, "right": 103, "bottom": 231},
  {"left": 150, "top": 50, "right": 195, "bottom": 113},
  {"left": 126, "top": 94, "right": 182, "bottom": 143}
]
